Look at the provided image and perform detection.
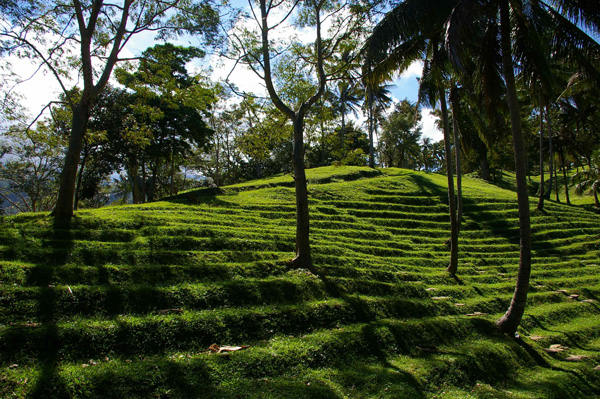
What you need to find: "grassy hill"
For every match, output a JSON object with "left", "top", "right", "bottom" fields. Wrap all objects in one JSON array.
[{"left": 0, "top": 166, "right": 599, "bottom": 398}]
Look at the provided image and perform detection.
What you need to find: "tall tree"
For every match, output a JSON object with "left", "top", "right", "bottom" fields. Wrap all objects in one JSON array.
[
  {"left": 446, "top": 0, "right": 600, "bottom": 334},
  {"left": 363, "top": 0, "right": 461, "bottom": 275},
  {"left": 117, "top": 43, "right": 215, "bottom": 201},
  {"left": 232, "top": 0, "right": 364, "bottom": 272},
  {"left": 1, "top": 0, "right": 219, "bottom": 218}
]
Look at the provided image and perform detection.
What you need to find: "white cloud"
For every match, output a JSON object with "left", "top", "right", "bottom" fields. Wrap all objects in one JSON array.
[
  {"left": 421, "top": 108, "right": 442, "bottom": 142},
  {"left": 400, "top": 60, "right": 423, "bottom": 79}
]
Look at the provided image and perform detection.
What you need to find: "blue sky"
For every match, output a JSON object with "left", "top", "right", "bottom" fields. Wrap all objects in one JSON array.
[{"left": 8, "top": 1, "right": 442, "bottom": 141}]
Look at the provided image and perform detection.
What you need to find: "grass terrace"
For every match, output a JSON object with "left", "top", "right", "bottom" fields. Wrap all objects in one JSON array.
[{"left": 0, "top": 166, "right": 599, "bottom": 398}]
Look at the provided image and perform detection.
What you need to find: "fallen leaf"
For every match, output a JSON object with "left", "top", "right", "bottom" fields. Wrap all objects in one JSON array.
[
  {"left": 529, "top": 335, "right": 545, "bottom": 341},
  {"left": 569, "top": 294, "right": 580, "bottom": 299},
  {"left": 594, "top": 365, "right": 600, "bottom": 371},
  {"left": 81, "top": 364, "right": 89, "bottom": 368},
  {"left": 208, "top": 344, "right": 220, "bottom": 353},
  {"left": 218, "top": 345, "right": 249, "bottom": 353},
  {"left": 454, "top": 303, "right": 465, "bottom": 307},
  {"left": 208, "top": 344, "right": 249, "bottom": 353},
  {"left": 425, "top": 288, "right": 437, "bottom": 292},
  {"left": 431, "top": 296, "right": 451, "bottom": 300},
  {"left": 466, "top": 312, "right": 488, "bottom": 316},
  {"left": 544, "top": 344, "right": 569, "bottom": 353},
  {"left": 8, "top": 364, "right": 18, "bottom": 369}
]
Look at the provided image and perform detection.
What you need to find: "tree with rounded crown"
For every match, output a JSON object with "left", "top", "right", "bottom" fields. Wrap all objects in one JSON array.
[{"left": 1, "top": 0, "right": 219, "bottom": 219}]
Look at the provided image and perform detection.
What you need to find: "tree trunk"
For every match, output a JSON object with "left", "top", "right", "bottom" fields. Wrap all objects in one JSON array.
[
  {"left": 554, "top": 159, "right": 559, "bottom": 202},
  {"left": 52, "top": 105, "right": 89, "bottom": 219},
  {"left": 74, "top": 149, "right": 88, "bottom": 211},
  {"left": 129, "top": 166, "right": 140, "bottom": 205},
  {"left": 481, "top": 148, "right": 491, "bottom": 181},
  {"left": 544, "top": 104, "right": 554, "bottom": 199},
  {"left": 368, "top": 88, "right": 375, "bottom": 168},
  {"left": 497, "top": 0, "right": 532, "bottom": 336},
  {"left": 450, "top": 86, "right": 462, "bottom": 231},
  {"left": 141, "top": 162, "right": 147, "bottom": 203},
  {"left": 441, "top": 92, "right": 459, "bottom": 276},
  {"left": 561, "top": 147, "right": 570, "bottom": 205},
  {"left": 291, "top": 116, "right": 315, "bottom": 274},
  {"left": 340, "top": 88, "right": 346, "bottom": 151},
  {"left": 537, "top": 99, "right": 545, "bottom": 210},
  {"left": 170, "top": 147, "right": 175, "bottom": 197}
]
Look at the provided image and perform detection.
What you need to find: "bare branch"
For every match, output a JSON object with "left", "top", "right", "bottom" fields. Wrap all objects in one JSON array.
[
  {"left": 25, "top": 101, "right": 69, "bottom": 133},
  {"left": 0, "top": 191, "right": 27, "bottom": 213}
]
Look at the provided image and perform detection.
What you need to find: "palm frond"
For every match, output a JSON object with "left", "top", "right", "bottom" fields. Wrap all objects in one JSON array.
[{"left": 546, "top": 0, "right": 600, "bottom": 35}]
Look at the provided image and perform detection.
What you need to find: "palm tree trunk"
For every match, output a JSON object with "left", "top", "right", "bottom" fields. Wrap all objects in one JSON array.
[
  {"left": 537, "top": 98, "right": 545, "bottom": 210},
  {"left": 544, "top": 104, "right": 554, "bottom": 199},
  {"left": 497, "top": 0, "right": 532, "bottom": 335},
  {"left": 450, "top": 86, "right": 462, "bottom": 230},
  {"left": 368, "top": 88, "right": 375, "bottom": 168},
  {"left": 441, "top": 91, "right": 459, "bottom": 275},
  {"left": 554, "top": 160, "right": 559, "bottom": 202},
  {"left": 291, "top": 115, "right": 316, "bottom": 274},
  {"left": 561, "top": 147, "right": 570, "bottom": 205}
]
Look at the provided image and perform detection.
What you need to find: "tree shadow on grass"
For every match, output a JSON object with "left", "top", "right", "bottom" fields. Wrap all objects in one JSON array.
[
  {"left": 21, "top": 217, "right": 76, "bottom": 397},
  {"left": 514, "top": 338, "right": 600, "bottom": 396}
]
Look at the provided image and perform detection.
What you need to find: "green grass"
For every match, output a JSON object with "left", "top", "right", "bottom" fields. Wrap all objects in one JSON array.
[{"left": 1, "top": 166, "right": 599, "bottom": 398}]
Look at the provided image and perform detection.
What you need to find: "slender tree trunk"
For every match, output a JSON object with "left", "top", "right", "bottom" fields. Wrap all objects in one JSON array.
[
  {"left": 368, "top": 88, "right": 375, "bottom": 168},
  {"left": 215, "top": 133, "right": 221, "bottom": 186},
  {"left": 170, "top": 147, "right": 175, "bottom": 197},
  {"left": 450, "top": 86, "right": 462, "bottom": 230},
  {"left": 74, "top": 149, "right": 88, "bottom": 211},
  {"left": 441, "top": 92, "right": 459, "bottom": 275},
  {"left": 52, "top": 105, "right": 89, "bottom": 219},
  {"left": 561, "top": 147, "right": 570, "bottom": 205},
  {"left": 537, "top": 99, "right": 545, "bottom": 210},
  {"left": 141, "top": 161, "right": 147, "bottom": 203},
  {"left": 129, "top": 163, "right": 140, "bottom": 204},
  {"left": 481, "top": 148, "right": 491, "bottom": 181},
  {"left": 497, "top": 0, "right": 532, "bottom": 335},
  {"left": 544, "top": 105, "right": 554, "bottom": 199},
  {"left": 148, "top": 160, "right": 159, "bottom": 202},
  {"left": 291, "top": 115, "right": 315, "bottom": 274},
  {"left": 554, "top": 160, "right": 559, "bottom": 202},
  {"left": 340, "top": 88, "right": 346, "bottom": 151}
]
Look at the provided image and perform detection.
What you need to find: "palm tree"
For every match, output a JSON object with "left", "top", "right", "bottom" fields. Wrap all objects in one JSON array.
[
  {"left": 572, "top": 154, "right": 600, "bottom": 208},
  {"left": 365, "top": 0, "right": 600, "bottom": 334},
  {"left": 363, "top": 0, "right": 461, "bottom": 275},
  {"left": 336, "top": 81, "right": 363, "bottom": 152},
  {"left": 364, "top": 82, "right": 394, "bottom": 168}
]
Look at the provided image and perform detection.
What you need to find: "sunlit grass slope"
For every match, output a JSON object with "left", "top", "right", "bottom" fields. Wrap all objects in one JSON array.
[{"left": 1, "top": 166, "right": 599, "bottom": 398}]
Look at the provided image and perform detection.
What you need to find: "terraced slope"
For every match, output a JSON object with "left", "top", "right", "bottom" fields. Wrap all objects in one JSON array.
[{"left": 1, "top": 166, "right": 599, "bottom": 398}]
